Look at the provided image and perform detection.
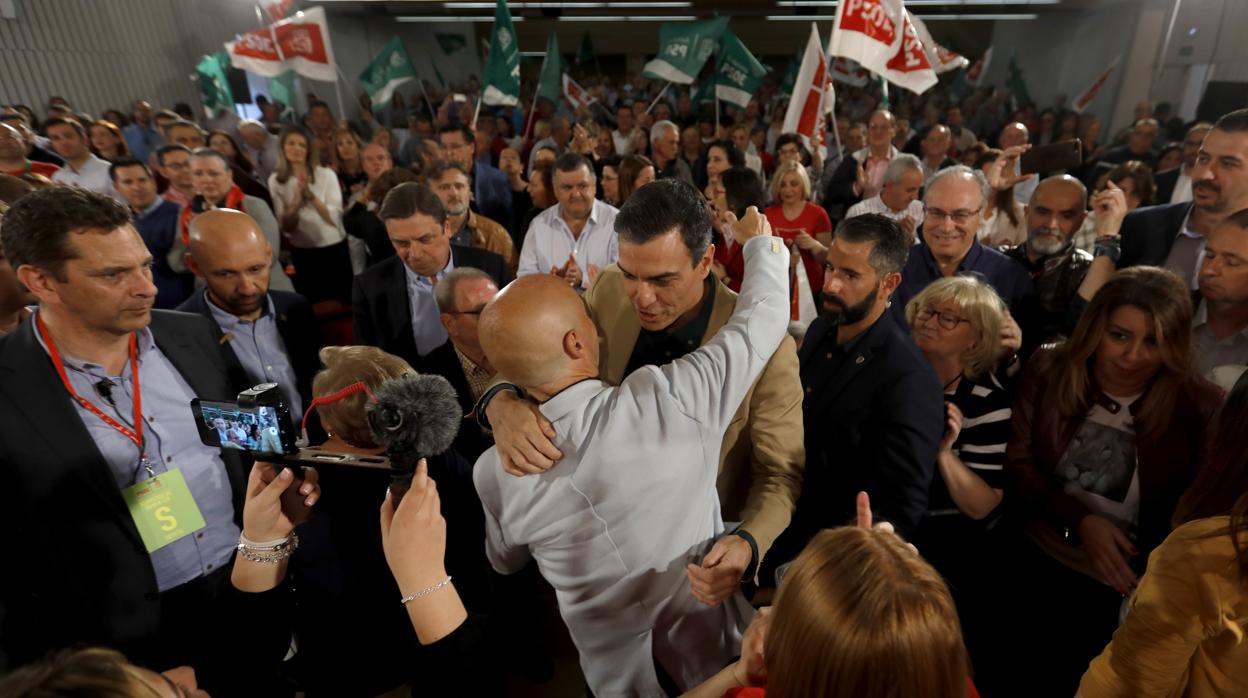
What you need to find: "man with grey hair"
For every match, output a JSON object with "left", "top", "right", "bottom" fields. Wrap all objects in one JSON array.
[
  {"left": 423, "top": 266, "right": 500, "bottom": 461},
  {"left": 650, "top": 119, "right": 695, "bottom": 186},
  {"left": 892, "top": 165, "right": 1034, "bottom": 329},
  {"left": 846, "top": 153, "right": 926, "bottom": 242},
  {"left": 1102, "top": 117, "right": 1161, "bottom": 169},
  {"left": 238, "top": 119, "right": 279, "bottom": 182}
]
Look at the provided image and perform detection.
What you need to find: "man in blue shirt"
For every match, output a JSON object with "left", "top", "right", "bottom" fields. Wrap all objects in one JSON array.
[
  {"left": 0, "top": 187, "right": 311, "bottom": 692},
  {"left": 122, "top": 100, "right": 163, "bottom": 165},
  {"left": 110, "top": 157, "right": 192, "bottom": 309},
  {"left": 178, "top": 209, "right": 321, "bottom": 418},
  {"left": 892, "top": 166, "right": 1034, "bottom": 351},
  {"left": 438, "top": 124, "right": 512, "bottom": 228}
]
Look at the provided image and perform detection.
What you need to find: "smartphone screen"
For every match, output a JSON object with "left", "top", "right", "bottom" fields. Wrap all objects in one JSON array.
[{"left": 191, "top": 399, "right": 290, "bottom": 456}]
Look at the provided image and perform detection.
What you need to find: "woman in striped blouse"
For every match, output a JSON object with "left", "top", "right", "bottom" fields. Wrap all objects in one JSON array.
[{"left": 904, "top": 275, "right": 1013, "bottom": 695}]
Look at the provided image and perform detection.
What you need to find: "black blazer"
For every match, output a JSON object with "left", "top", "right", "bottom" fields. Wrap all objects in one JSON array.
[
  {"left": 176, "top": 289, "right": 321, "bottom": 412},
  {"left": 352, "top": 247, "right": 513, "bottom": 368},
  {"left": 418, "top": 340, "right": 495, "bottom": 463},
  {"left": 1152, "top": 167, "right": 1181, "bottom": 206},
  {"left": 0, "top": 311, "right": 249, "bottom": 669},
  {"left": 822, "top": 151, "right": 866, "bottom": 213},
  {"left": 344, "top": 201, "right": 396, "bottom": 267},
  {"left": 763, "top": 314, "right": 944, "bottom": 581},
  {"left": 1118, "top": 201, "right": 1193, "bottom": 270}
]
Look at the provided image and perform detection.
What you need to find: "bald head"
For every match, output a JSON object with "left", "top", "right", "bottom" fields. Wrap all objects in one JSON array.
[
  {"left": 1033, "top": 175, "right": 1088, "bottom": 209},
  {"left": 1026, "top": 175, "right": 1088, "bottom": 257},
  {"left": 479, "top": 274, "right": 598, "bottom": 394},
  {"left": 1000, "top": 122, "right": 1029, "bottom": 149},
  {"left": 187, "top": 209, "right": 273, "bottom": 318}
]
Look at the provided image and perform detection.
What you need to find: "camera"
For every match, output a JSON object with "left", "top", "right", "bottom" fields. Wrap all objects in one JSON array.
[{"left": 191, "top": 383, "right": 394, "bottom": 470}]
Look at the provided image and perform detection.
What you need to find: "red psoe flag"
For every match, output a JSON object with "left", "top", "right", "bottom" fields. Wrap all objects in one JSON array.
[
  {"left": 782, "top": 23, "right": 833, "bottom": 147},
  {"left": 1072, "top": 57, "right": 1120, "bottom": 114},
  {"left": 562, "top": 73, "right": 595, "bottom": 112},
  {"left": 225, "top": 6, "right": 337, "bottom": 83},
  {"left": 829, "top": 0, "right": 938, "bottom": 95}
]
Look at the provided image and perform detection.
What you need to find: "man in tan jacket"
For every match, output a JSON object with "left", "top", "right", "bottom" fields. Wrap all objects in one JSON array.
[
  {"left": 478, "top": 179, "right": 804, "bottom": 602},
  {"left": 427, "top": 159, "right": 517, "bottom": 272}
]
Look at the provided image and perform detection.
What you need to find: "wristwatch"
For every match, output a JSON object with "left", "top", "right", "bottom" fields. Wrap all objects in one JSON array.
[{"left": 1093, "top": 236, "right": 1121, "bottom": 265}]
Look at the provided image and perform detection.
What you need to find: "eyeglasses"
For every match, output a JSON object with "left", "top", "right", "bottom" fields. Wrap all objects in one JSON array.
[
  {"left": 924, "top": 206, "right": 982, "bottom": 225},
  {"left": 916, "top": 307, "right": 969, "bottom": 331}
]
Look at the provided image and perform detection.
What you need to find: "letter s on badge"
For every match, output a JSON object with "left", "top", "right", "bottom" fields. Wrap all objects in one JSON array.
[{"left": 155, "top": 506, "right": 178, "bottom": 532}]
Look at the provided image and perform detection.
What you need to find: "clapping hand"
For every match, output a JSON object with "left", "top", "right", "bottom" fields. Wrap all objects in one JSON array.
[
  {"left": 986, "top": 144, "right": 1036, "bottom": 191},
  {"left": 551, "top": 253, "right": 583, "bottom": 288}
]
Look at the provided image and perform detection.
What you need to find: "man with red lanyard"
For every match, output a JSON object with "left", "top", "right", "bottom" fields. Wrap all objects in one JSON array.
[
  {"left": 0, "top": 122, "right": 60, "bottom": 179},
  {"left": 0, "top": 187, "right": 311, "bottom": 694}
]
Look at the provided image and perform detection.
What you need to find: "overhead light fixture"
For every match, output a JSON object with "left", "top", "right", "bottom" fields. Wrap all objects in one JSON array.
[
  {"left": 555, "top": 15, "right": 696, "bottom": 21},
  {"left": 396, "top": 15, "right": 526, "bottom": 22}
]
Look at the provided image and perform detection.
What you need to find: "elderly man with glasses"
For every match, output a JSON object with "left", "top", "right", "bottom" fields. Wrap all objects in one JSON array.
[{"left": 890, "top": 165, "right": 1035, "bottom": 361}]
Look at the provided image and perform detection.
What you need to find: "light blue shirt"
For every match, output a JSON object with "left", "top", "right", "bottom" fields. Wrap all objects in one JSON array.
[
  {"left": 204, "top": 291, "right": 303, "bottom": 417},
  {"left": 405, "top": 254, "right": 455, "bottom": 356},
  {"left": 518, "top": 199, "right": 619, "bottom": 292},
  {"left": 35, "top": 316, "right": 239, "bottom": 592},
  {"left": 123, "top": 122, "right": 163, "bottom": 164}
]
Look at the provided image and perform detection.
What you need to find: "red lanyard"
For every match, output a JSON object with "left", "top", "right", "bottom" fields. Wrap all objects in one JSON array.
[{"left": 37, "top": 314, "right": 145, "bottom": 459}]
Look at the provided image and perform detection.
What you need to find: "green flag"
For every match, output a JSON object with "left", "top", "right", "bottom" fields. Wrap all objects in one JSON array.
[
  {"left": 196, "top": 52, "right": 234, "bottom": 117},
  {"left": 575, "top": 32, "right": 594, "bottom": 67},
  {"left": 360, "top": 37, "right": 417, "bottom": 112},
  {"left": 642, "top": 17, "right": 729, "bottom": 84},
  {"left": 714, "top": 31, "right": 767, "bottom": 109},
  {"left": 269, "top": 71, "right": 296, "bottom": 116},
  {"left": 1007, "top": 49, "right": 1032, "bottom": 107},
  {"left": 778, "top": 50, "right": 801, "bottom": 98},
  {"left": 481, "top": 0, "right": 521, "bottom": 106},
  {"left": 536, "top": 32, "right": 563, "bottom": 105},
  {"left": 692, "top": 81, "right": 714, "bottom": 105}
]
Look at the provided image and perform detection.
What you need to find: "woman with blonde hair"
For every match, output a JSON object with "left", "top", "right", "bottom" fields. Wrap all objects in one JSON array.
[
  {"left": 764, "top": 159, "right": 833, "bottom": 291},
  {"left": 331, "top": 126, "right": 367, "bottom": 204},
  {"left": 905, "top": 276, "right": 1013, "bottom": 690},
  {"left": 1003, "top": 266, "right": 1224, "bottom": 695},
  {"left": 0, "top": 647, "right": 208, "bottom": 698},
  {"left": 269, "top": 125, "right": 351, "bottom": 304},
  {"left": 683, "top": 525, "right": 972, "bottom": 698}
]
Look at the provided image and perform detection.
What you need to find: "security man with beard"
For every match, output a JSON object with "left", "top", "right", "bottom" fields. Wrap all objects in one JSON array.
[{"left": 760, "top": 213, "right": 944, "bottom": 585}]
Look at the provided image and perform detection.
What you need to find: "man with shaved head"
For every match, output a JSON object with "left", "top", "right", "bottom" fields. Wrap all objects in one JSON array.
[
  {"left": 176, "top": 209, "right": 320, "bottom": 415},
  {"left": 472, "top": 187, "right": 789, "bottom": 696}
]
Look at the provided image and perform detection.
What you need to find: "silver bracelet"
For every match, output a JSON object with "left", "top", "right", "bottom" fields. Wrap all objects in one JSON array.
[
  {"left": 236, "top": 532, "right": 299, "bottom": 564},
  {"left": 400, "top": 576, "right": 453, "bottom": 605}
]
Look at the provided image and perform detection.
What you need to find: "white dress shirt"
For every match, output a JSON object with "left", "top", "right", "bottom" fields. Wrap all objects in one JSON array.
[
  {"left": 475, "top": 234, "right": 790, "bottom": 696},
  {"left": 1170, "top": 169, "right": 1194, "bottom": 204},
  {"left": 846, "top": 194, "right": 925, "bottom": 228},
  {"left": 268, "top": 165, "right": 345, "bottom": 249},
  {"left": 52, "top": 154, "right": 121, "bottom": 201},
  {"left": 518, "top": 199, "right": 619, "bottom": 291}
]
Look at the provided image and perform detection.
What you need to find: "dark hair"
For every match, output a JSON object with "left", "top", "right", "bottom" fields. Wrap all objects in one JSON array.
[
  {"left": 1213, "top": 108, "right": 1248, "bottom": 134},
  {"left": 190, "top": 147, "right": 234, "bottom": 171},
  {"left": 1156, "top": 142, "right": 1183, "bottom": 168},
  {"left": 721, "top": 166, "right": 765, "bottom": 218},
  {"left": 378, "top": 181, "right": 446, "bottom": 224},
  {"left": 167, "top": 119, "right": 204, "bottom": 136},
  {"left": 88, "top": 120, "right": 129, "bottom": 158},
  {"left": 173, "top": 102, "right": 194, "bottom": 119},
  {"left": 1, "top": 187, "right": 132, "bottom": 280},
  {"left": 552, "top": 152, "right": 594, "bottom": 179},
  {"left": 615, "top": 178, "right": 713, "bottom": 265},
  {"left": 774, "top": 133, "right": 810, "bottom": 166},
  {"left": 616, "top": 154, "right": 654, "bottom": 204},
  {"left": 1222, "top": 208, "right": 1248, "bottom": 231},
  {"left": 1098, "top": 160, "right": 1156, "bottom": 206},
  {"left": 425, "top": 159, "right": 471, "bottom": 183},
  {"left": 42, "top": 116, "right": 86, "bottom": 138},
  {"left": 707, "top": 139, "right": 746, "bottom": 169},
  {"left": 207, "top": 129, "right": 255, "bottom": 173},
  {"left": 367, "top": 167, "right": 419, "bottom": 206},
  {"left": 155, "top": 143, "right": 191, "bottom": 167},
  {"left": 833, "top": 213, "right": 910, "bottom": 276},
  {"left": 1173, "top": 372, "right": 1248, "bottom": 580},
  {"left": 308, "top": 100, "right": 332, "bottom": 114},
  {"left": 438, "top": 123, "right": 474, "bottom": 147},
  {"left": 108, "top": 157, "right": 151, "bottom": 182}
]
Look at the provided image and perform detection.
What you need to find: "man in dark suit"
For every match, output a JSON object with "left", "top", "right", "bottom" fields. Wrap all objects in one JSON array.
[
  {"left": 353, "top": 182, "right": 512, "bottom": 369},
  {"left": 422, "top": 267, "right": 500, "bottom": 462},
  {"left": 1119, "top": 109, "right": 1248, "bottom": 289},
  {"left": 1152, "top": 122, "right": 1213, "bottom": 205},
  {"left": 762, "top": 213, "right": 944, "bottom": 585},
  {"left": 0, "top": 188, "right": 301, "bottom": 693},
  {"left": 177, "top": 209, "right": 320, "bottom": 417},
  {"left": 438, "top": 124, "right": 512, "bottom": 227}
]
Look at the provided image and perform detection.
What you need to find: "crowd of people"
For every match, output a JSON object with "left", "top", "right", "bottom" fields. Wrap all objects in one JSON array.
[{"left": 1, "top": 63, "right": 1247, "bottom": 698}]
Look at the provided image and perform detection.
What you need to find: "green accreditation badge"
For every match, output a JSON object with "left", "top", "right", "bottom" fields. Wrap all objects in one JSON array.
[{"left": 121, "top": 468, "right": 207, "bottom": 553}]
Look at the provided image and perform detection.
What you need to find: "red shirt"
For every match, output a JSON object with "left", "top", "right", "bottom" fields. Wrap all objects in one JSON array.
[
  {"left": 765, "top": 201, "right": 832, "bottom": 292},
  {"left": 4, "top": 160, "right": 60, "bottom": 179}
]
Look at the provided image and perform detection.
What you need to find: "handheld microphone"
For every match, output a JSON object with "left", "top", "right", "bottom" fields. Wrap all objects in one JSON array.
[{"left": 366, "top": 373, "right": 461, "bottom": 502}]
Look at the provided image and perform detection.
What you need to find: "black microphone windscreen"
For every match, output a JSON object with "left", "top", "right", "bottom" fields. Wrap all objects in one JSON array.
[{"left": 365, "top": 373, "right": 461, "bottom": 468}]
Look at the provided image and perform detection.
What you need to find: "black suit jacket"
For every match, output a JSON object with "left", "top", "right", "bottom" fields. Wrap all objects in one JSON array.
[
  {"left": 344, "top": 201, "right": 396, "bottom": 267},
  {"left": 1118, "top": 201, "right": 1192, "bottom": 270},
  {"left": 352, "top": 247, "right": 513, "bottom": 368},
  {"left": 419, "top": 340, "right": 495, "bottom": 463},
  {"left": 763, "top": 314, "right": 944, "bottom": 581},
  {"left": 175, "top": 290, "right": 321, "bottom": 412},
  {"left": 1153, "top": 167, "right": 1181, "bottom": 206},
  {"left": 0, "top": 311, "right": 249, "bottom": 669},
  {"left": 823, "top": 151, "right": 866, "bottom": 213}
]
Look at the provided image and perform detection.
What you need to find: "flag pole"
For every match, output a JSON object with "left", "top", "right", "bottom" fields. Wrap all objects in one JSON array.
[
  {"left": 714, "top": 96, "right": 720, "bottom": 134},
  {"left": 416, "top": 78, "right": 438, "bottom": 121},
  {"left": 470, "top": 97, "right": 483, "bottom": 130},
  {"left": 645, "top": 81, "right": 672, "bottom": 115}
]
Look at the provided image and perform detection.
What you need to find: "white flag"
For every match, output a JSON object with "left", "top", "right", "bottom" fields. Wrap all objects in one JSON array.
[
  {"left": 828, "top": 0, "right": 937, "bottom": 94},
  {"left": 782, "top": 24, "right": 833, "bottom": 148},
  {"left": 1072, "top": 57, "right": 1120, "bottom": 114},
  {"left": 909, "top": 15, "right": 969, "bottom": 74},
  {"left": 562, "top": 73, "right": 595, "bottom": 112},
  {"left": 224, "top": 6, "right": 337, "bottom": 83}
]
